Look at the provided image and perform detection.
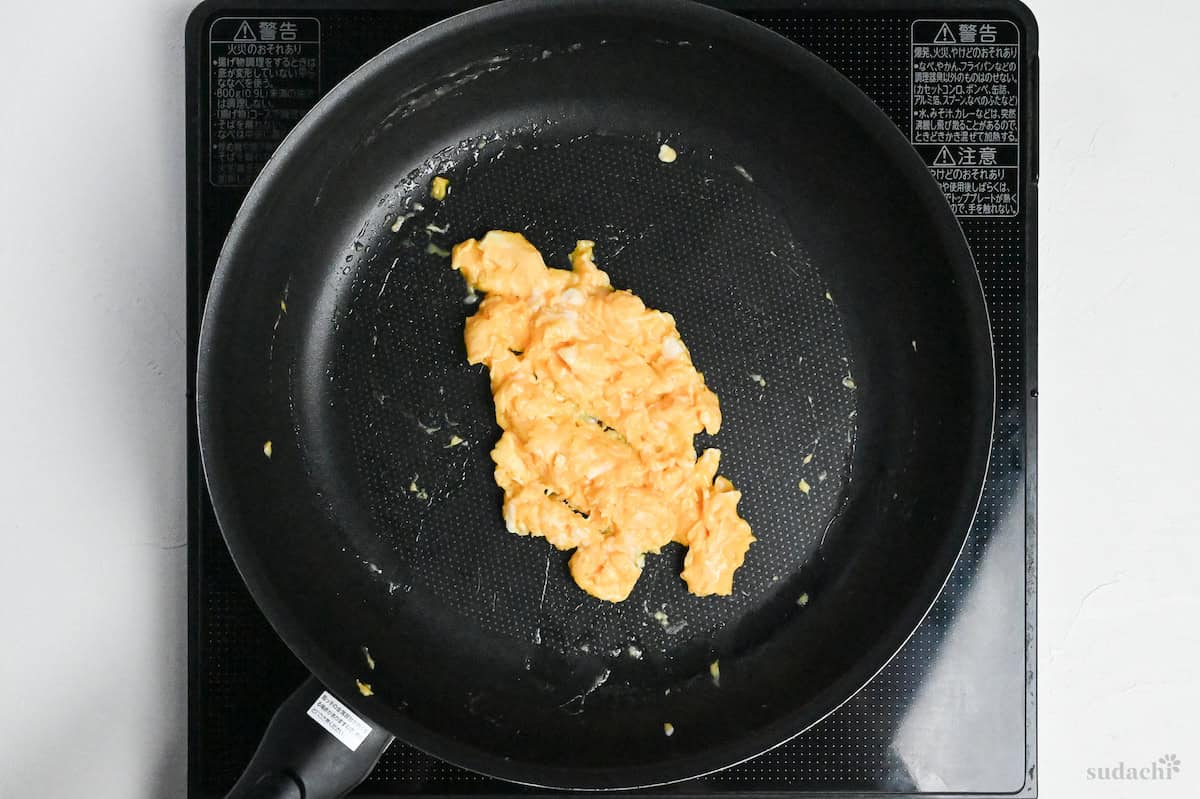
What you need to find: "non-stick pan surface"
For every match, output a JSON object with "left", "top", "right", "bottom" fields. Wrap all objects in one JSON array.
[{"left": 198, "top": 0, "right": 994, "bottom": 789}]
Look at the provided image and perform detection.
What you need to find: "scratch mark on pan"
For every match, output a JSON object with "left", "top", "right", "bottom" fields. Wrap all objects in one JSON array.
[
  {"left": 539, "top": 554, "right": 550, "bottom": 612},
  {"left": 559, "top": 669, "right": 611, "bottom": 715},
  {"left": 378, "top": 258, "right": 398, "bottom": 299}
]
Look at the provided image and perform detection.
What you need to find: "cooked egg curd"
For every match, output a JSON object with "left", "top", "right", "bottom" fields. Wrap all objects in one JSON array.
[{"left": 452, "top": 231, "right": 754, "bottom": 602}]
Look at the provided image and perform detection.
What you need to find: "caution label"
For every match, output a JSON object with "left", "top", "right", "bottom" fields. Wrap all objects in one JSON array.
[
  {"left": 209, "top": 17, "right": 321, "bottom": 187},
  {"left": 911, "top": 20, "right": 1020, "bottom": 218},
  {"left": 306, "top": 691, "right": 372, "bottom": 751}
]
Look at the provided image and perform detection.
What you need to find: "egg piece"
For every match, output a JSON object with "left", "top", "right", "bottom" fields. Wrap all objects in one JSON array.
[{"left": 451, "top": 231, "right": 754, "bottom": 601}]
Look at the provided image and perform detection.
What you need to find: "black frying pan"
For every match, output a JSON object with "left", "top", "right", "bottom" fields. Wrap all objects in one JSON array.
[{"left": 197, "top": 0, "right": 994, "bottom": 795}]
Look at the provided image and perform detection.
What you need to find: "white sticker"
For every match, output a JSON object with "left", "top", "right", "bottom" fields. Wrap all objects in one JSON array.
[{"left": 306, "top": 691, "right": 372, "bottom": 751}]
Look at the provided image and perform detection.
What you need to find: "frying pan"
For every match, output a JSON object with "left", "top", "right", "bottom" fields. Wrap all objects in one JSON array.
[{"left": 197, "top": 0, "right": 995, "bottom": 795}]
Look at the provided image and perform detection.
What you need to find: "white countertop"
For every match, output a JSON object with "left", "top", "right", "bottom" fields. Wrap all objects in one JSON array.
[{"left": 1, "top": 0, "right": 1197, "bottom": 796}]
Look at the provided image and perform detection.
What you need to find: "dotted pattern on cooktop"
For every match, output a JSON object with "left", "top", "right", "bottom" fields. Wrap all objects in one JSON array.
[{"left": 192, "top": 9, "right": 1032, "bottom": 796}]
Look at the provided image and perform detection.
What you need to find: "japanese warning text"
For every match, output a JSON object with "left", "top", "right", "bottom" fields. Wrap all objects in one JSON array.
[
  {"left": 911, "top": 20, "right": 1020, "bottom": 217},
  {"left": 209, "top": 18, "right": 321, "bottom": 187}
]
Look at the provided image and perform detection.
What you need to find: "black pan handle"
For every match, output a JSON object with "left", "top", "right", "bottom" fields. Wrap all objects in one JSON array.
[{"left": 226, "top": 676, "right": 395, "bottom": 799}]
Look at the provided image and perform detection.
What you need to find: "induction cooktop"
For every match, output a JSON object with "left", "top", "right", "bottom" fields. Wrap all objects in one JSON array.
[{"left": 185, "top": 2, "right": 1038, "bottom": 795}]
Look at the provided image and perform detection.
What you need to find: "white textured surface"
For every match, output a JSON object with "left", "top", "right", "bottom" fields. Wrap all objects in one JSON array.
[
  {"left": 1, "top": 0, "right": 1199, "bottom": 797},
  {"left": 0, "top": 0, "right": 190, "bottom": 796},
  {"left": 1037, "top": 1, "right": 1200, "bottom": 796}
]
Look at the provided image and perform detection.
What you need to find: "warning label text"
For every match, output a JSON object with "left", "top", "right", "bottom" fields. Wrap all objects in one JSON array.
[
  {"left": 911, "top": 20, "right": 1020, "bottom": 218},
  {"left": 209, "top": 17, "right": 321, "bottom": 187}
]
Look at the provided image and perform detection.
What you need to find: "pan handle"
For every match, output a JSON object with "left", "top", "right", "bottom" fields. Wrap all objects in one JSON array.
[{"left": 226, "top": 676, "right": 395, "bottom": 799}]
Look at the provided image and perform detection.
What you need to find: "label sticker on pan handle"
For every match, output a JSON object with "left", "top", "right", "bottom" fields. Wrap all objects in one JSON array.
[
  {"left": 911, "top": 19, "right": 1021, "bottom": 218},
  {"left": 307, "top": 691, "right": 372, "bottom": 751}
]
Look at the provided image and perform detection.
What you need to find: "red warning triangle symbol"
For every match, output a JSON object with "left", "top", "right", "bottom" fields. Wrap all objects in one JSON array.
[
  {"left": 933, "top": 146, "right": 957, "bottom": 166},
  {"left": 933, "top": 23, "right": 957, "bottom": 43},
  {"left": 233, "top": 21, "right": 257, "bottom": 41}
]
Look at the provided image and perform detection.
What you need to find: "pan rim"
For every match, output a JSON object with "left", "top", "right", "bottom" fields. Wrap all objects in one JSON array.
[{"left": 196, "top": 0, "right": 997, "bottom": 789}]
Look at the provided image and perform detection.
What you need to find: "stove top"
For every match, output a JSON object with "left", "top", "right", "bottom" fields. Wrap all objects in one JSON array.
[{"left": 185, "top": 2, "right": 1038, "bottom": 796}]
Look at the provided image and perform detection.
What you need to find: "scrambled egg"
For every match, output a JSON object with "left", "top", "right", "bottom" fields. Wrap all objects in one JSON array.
[{"left": 451, "top": 231, "right": 754, "bottom": 602}]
